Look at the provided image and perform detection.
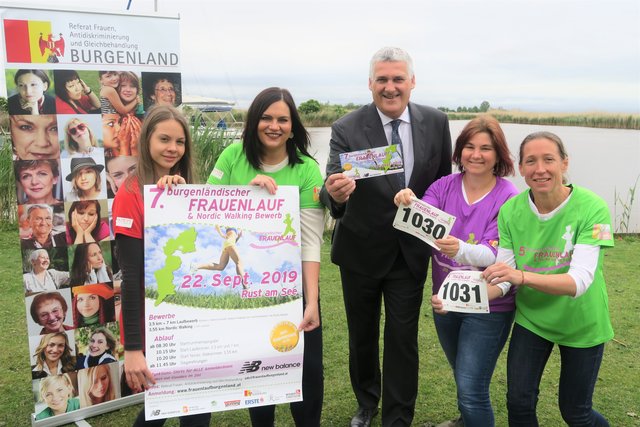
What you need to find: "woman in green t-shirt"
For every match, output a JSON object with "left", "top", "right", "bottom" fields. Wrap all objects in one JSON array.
[
  {"left": 483, "top": 131, "right": 613, "bottom": 426},
  {"left": 206, "top": 87, "right": 325, "bottom": 427}
]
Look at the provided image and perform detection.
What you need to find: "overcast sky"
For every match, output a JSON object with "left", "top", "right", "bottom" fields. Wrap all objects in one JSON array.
[{"left": 3, "top": 0, "right": 639, "bottom": 111}]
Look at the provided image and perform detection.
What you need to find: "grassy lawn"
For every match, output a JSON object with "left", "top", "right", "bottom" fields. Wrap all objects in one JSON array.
[{"left": 0, "top": 228, "right": 638, "bottom": 426}]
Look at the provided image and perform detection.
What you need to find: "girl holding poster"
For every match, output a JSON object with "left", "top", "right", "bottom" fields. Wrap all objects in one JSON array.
[
  {"left": 112, "top": 105, "right": 211, "bottom": 426},
  {"left": 207, "top": 87, "right": 325, "bottom": 427}
]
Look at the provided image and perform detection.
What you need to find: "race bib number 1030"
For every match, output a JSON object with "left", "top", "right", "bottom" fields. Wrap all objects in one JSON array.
[{"left": 392, "top": 198, "right": 456, "bottom": 249}]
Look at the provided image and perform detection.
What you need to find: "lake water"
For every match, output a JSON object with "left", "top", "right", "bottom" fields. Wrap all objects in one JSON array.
[{"left": 308, "top": 122, "right": 640, "bottom": 233}]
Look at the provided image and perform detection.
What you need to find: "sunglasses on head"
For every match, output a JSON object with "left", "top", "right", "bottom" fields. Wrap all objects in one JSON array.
[{"left": 69, "top": 123, "right": 87, "bottom": 136}]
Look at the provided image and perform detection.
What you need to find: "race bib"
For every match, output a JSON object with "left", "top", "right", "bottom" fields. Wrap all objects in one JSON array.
[
  {"left": 393, "top": 198, "right": 456, "bottom": 249},
  {"left": 437, "top": 271, "right": 489, "bottom": 313}
]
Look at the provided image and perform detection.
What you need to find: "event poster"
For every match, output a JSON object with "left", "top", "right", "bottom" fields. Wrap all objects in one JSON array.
[
  {"left": 142, "top": 185, "right": 304, "bottom": 420},
  {"left": 1, "top": 5, "right": 181, "bottom": 422}
]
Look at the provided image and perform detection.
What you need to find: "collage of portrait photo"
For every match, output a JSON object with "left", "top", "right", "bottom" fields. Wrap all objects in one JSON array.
[{"left": 7, "top": 68, "right": 182, "bottom": 419}]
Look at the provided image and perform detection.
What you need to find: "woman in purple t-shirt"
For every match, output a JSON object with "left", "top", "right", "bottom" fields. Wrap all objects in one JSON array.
[{"left": 394, "top": 115, "right": 518, "bottom": 427}]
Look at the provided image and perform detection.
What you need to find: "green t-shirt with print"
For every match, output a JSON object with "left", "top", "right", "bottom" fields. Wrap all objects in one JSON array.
[
  {"left": 207, "top": 142, "right": 323, "bottom": 210},
  {"left": 498, "top": 185, "right": 614, "bottom": 347}
]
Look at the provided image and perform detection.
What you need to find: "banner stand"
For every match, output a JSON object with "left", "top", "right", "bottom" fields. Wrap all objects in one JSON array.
[{"left": 1, "top": 3, "right": 181, "bottom": 425}]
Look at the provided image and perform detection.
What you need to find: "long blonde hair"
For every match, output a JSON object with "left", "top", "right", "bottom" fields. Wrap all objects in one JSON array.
[
  {"left": 64, "top": 118, "right": 98, "bottom": 155},
  {"left": 33, "top": 332, "right": 75, "bottom": 373},
  {"left": 78, "top": 364, "right": 116, "bottom": 406},
  {"left": 39, "top": 373, "right": 75, "bottom": 405}
]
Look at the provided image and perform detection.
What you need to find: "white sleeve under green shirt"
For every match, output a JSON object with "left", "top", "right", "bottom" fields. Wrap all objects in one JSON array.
[
  {"left": 207, "top": 142, "right": 324, "bottom": 262},
  {"left": 498, "top": 185, "right": 614, "bottom": 347}
]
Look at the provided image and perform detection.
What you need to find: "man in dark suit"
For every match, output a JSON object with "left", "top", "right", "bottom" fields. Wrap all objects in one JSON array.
[{"left": 320, "top": 47, "right": 452, "bottom": 427}]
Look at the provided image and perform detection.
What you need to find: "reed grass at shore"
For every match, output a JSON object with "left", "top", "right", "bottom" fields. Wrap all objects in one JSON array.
[
  {"left": 449, "top": 110, "right": 640, "bottom": 130},
  {"left": 290, "top": 105, "right": 640, "bottom": 129},
  {"left": 247, "top": 107, "right": 640, "bottom": 129}
]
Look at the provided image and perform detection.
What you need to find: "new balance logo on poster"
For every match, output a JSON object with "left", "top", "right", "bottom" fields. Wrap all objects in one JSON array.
[{"left": 238, "top": 360, "right": 262, "bottom": 374}]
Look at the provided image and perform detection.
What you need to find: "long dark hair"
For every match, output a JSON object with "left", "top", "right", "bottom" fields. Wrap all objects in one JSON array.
[
  {"left": 15, "top": 68, "right": 50, "bottom": 85},
  {"left": 70, "top": 242, "right": 112, "bottom": 285},
  {"left": 33, "top": 332, "right": 76, "bottom": 373},
  {"left": 242, "top": 87, "right": 315, "bottom": 169},
  {"left": 67, "top": 200, "right": 103, "bottom": 242},
  {"left": 53, "top": 69, "right": 81, "bottom": 103},
  {"left": 72, "top": 294, "right": 112, "bottom": 327}
]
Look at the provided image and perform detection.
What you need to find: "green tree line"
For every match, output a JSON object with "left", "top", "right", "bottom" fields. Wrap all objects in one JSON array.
[{"left": 295, "top": 98, "right": 639, "bottom": 130}]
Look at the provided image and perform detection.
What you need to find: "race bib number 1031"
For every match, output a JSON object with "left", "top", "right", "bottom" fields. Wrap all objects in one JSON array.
[{"left": 437, "top": 271, "right": 490, "bottom": 313}]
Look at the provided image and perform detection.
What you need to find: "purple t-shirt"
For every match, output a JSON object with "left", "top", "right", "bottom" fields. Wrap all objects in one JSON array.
[{"left": 422, "top": 173, "right": 519, "bottom": 312}]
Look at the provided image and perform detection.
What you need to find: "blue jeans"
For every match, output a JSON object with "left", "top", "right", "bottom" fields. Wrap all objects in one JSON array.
[
  {"left": 506, "top": 323, "right": 609, "bottom": 427},
  {"left": 434, "top": 310, "right": 514, "bottom": 427}
]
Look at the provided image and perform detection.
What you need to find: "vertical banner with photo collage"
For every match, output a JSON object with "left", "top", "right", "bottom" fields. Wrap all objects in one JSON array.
[{"left": 1, "top": 6, "right": 181, "bottom": 423}]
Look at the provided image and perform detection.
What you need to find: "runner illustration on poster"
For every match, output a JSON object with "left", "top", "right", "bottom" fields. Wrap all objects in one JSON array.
[{"left": 190, "top": 225, "right": 249, "bottom": 290}]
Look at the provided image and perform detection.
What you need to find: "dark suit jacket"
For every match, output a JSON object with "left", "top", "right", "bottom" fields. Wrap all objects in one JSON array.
[{"left": 320, "top": 102, "right": 452, "bottom": 281}]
